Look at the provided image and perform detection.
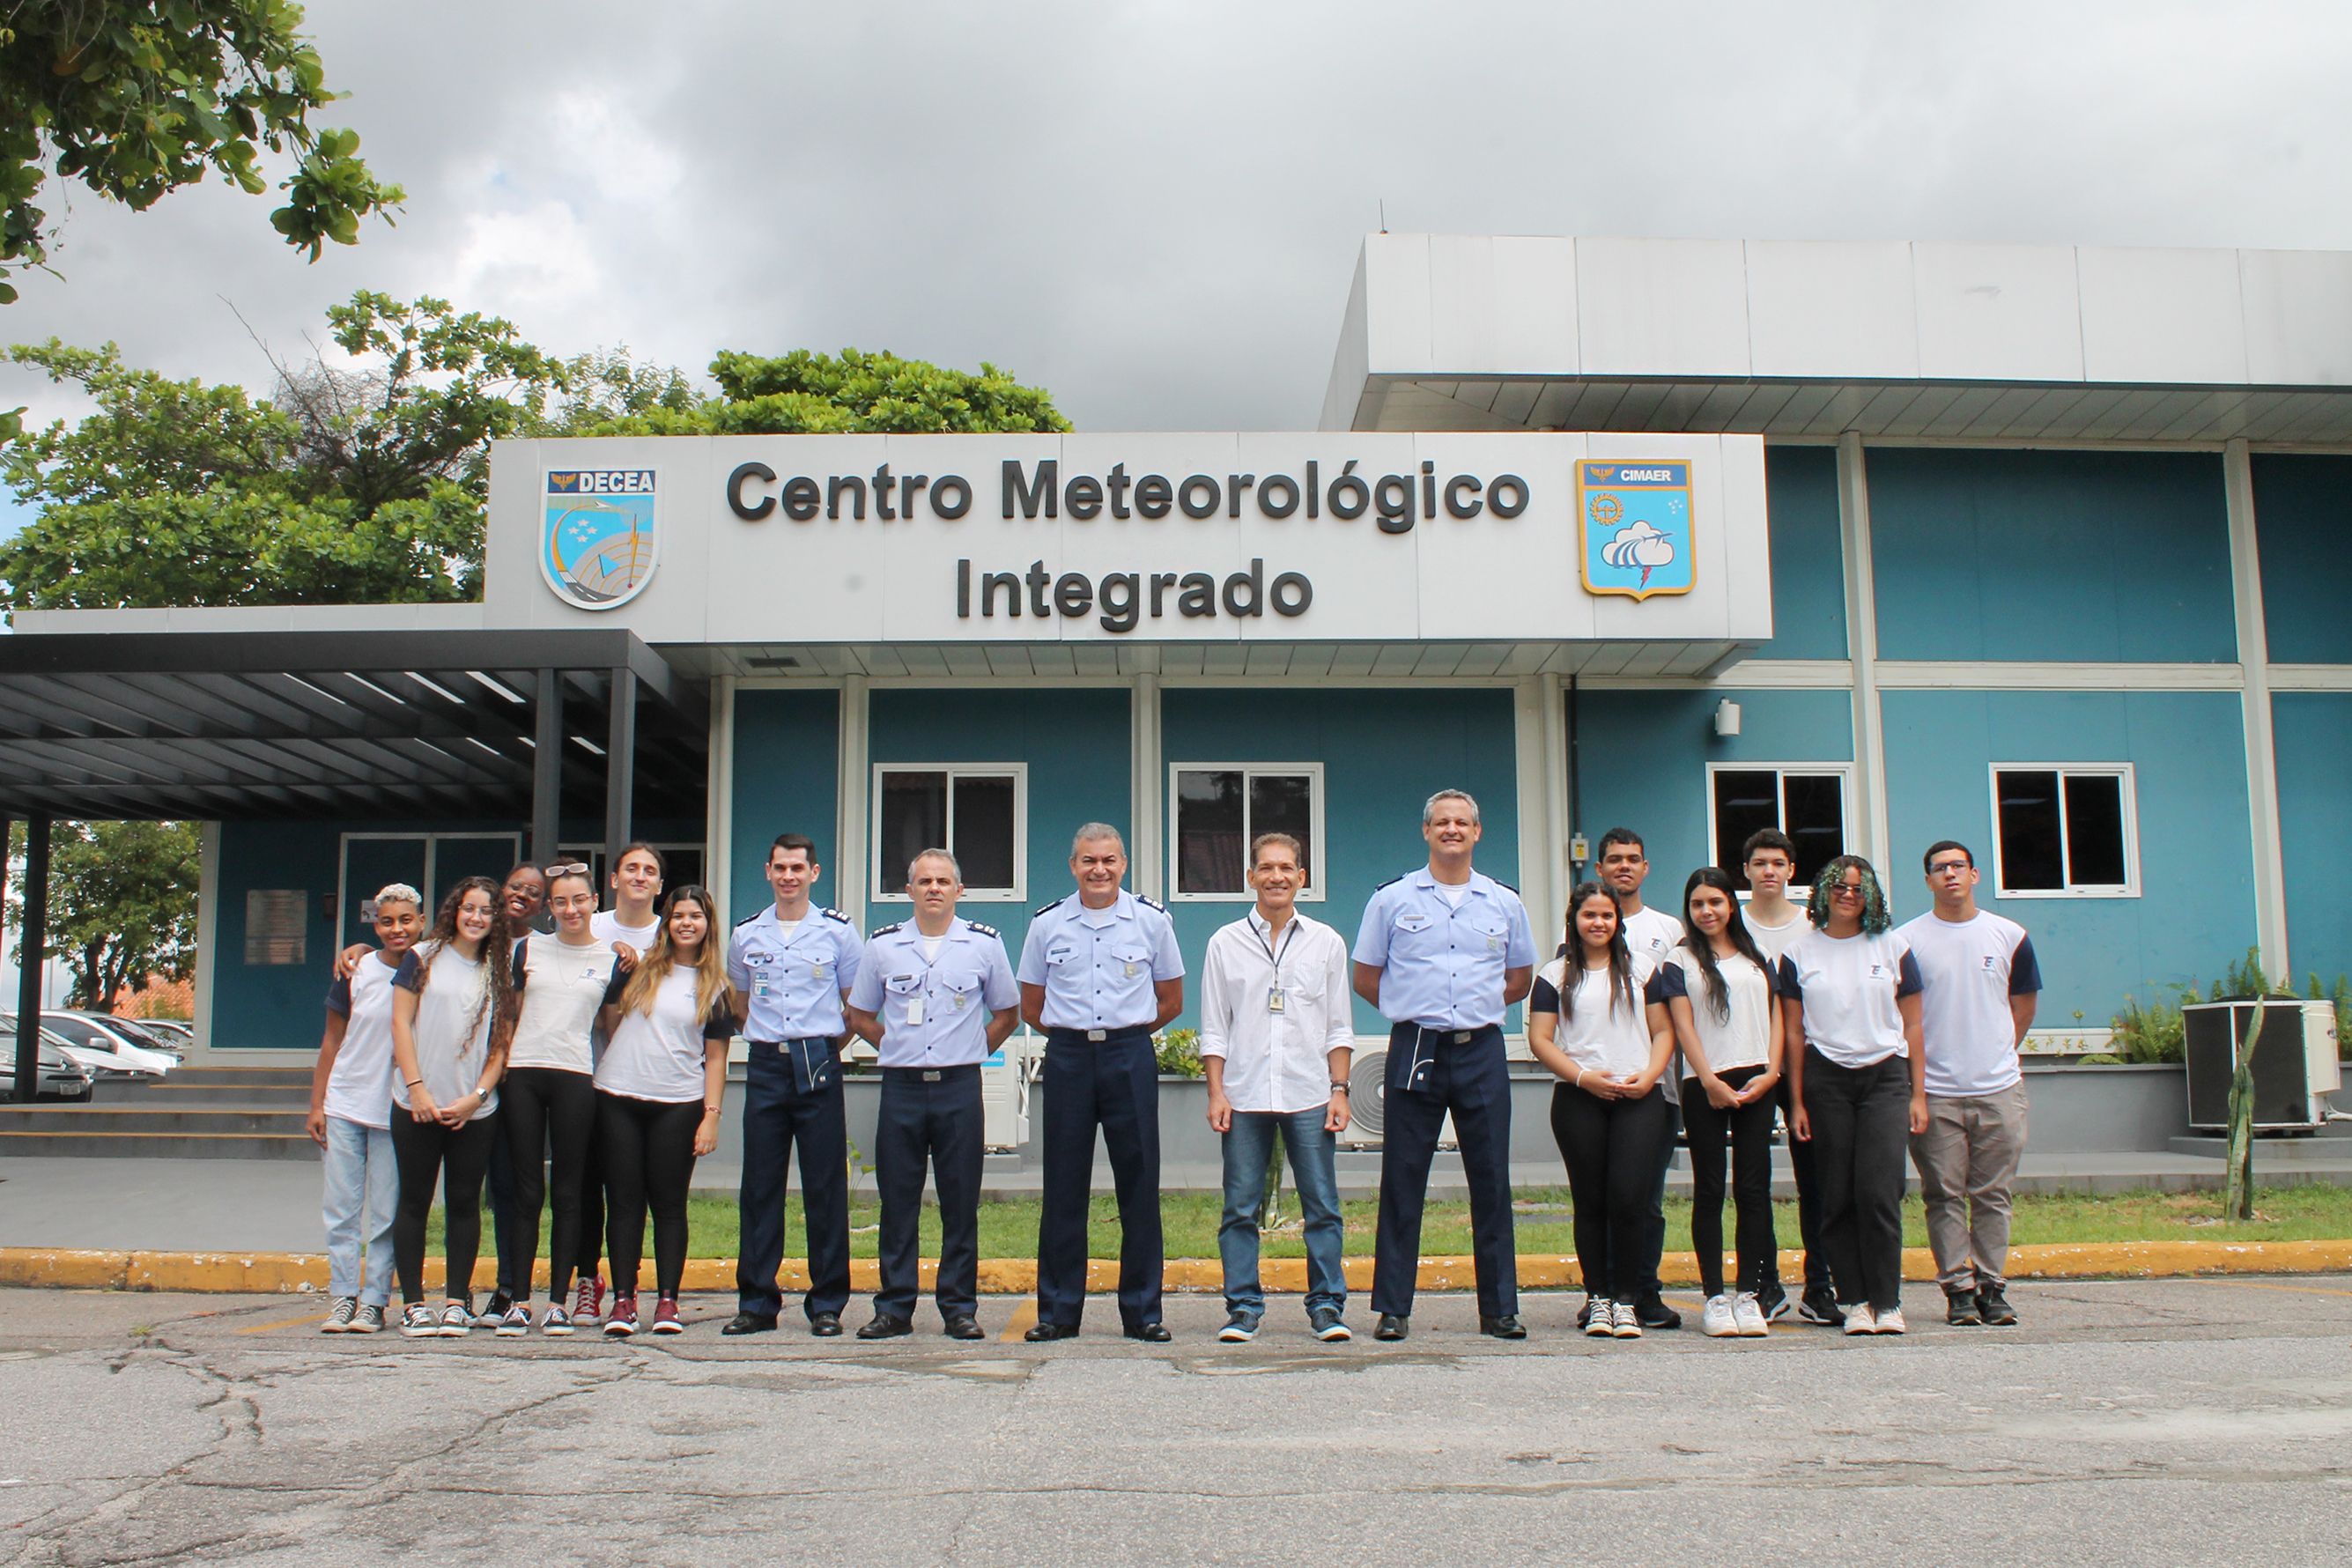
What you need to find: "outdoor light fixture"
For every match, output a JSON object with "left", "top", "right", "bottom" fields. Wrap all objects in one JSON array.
[{"left": 1714, "top": 699, "right": 1742, "bottom": 736}]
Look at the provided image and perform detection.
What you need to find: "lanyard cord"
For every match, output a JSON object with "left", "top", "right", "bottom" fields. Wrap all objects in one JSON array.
[{"left": 1250, "top": 916, "right": 1298, "bottom": 987}]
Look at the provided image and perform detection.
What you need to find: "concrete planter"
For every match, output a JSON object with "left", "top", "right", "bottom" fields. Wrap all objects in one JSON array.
[{"left": 2015, "top": 1062, "right": 2186, "bottom": 1153}]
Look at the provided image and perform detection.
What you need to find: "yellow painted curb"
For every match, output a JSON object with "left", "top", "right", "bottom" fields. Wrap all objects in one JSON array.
[{"left": 4, "top": 1239, "right": 2350, "bottom": 1294}]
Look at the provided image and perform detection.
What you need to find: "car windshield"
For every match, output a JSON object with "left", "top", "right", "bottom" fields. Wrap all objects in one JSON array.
[
  {"left": 36, "top": 1017, "right": 107, "bottom": 1047},
  {"left": 101, "top": 1019, "right": 170, "bottom": 1048}
]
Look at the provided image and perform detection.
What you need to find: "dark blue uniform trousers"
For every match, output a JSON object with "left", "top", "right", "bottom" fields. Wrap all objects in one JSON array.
[
  {"left": 1372, "top": 1022, "right": 1518, "bottom": 1320},
  {"left": 736, "top": 1039, "right": 852, "bottom": 1320},
  {"left": 873, "top": 1064, "right": 985, "bottom": 1321},
  {"left": 1036, "top": 1027, "right": 1163, "bottom": 1328}
]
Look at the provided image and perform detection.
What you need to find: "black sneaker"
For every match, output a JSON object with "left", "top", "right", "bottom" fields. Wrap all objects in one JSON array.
[
  {"left": 1633, "top": 1295, "right": 1682, "bottom": 1331},
  {"left": 1217, "top": 1312, "right": 1260, "bottom": 1343},
  {"left": 1946, "top": 1291, "right": 1983, "bottom": 1327},
  {"left": 1757, "top": 1283, "right": 1792, "bottom": 1322},
  {"left": 1976, "top": 1284, "right": 2017, "bottom": 1327},
  {"left": 1796, "top": 1288, "right": 1846, "bottom": 1328},
  {"left": 1575, "top": 1295, "right": 1598, "bottom": 1330}
]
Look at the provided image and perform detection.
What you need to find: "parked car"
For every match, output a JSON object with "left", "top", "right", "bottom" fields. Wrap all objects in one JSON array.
[
  {"left": 132, "top": 1018, "right": 196, "bottom": 1048},
  {"left": 0, "top": 1017, "right": 97, "bottom": 1101},
  {"left": 62, "top": 1012, "right": 187, "bottom": 1063},
  {"left": 23, "top": 1013, "right": 174, "bottom": 1078}
]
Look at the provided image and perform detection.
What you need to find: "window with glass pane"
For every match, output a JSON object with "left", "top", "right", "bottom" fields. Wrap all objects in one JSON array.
[
  {"left": 1173, "top": 766, "right": 1318, "bottom": 897},
  {"left": 1710, "top": 768, "right": 1845, "bottom": 890},
  {"left": 1994, "top": 767, "right": 2132, "bottom": 894},
  {"left": 876, "top": 768, "right": 1020, "bottom": 894}
]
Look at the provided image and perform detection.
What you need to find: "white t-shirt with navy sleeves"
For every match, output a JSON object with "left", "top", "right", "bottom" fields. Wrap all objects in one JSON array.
[{"left": 1776, "top": 929, "right": 1922, "bottom": 1071}]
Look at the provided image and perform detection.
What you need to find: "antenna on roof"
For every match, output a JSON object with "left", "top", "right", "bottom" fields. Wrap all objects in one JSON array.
[{"left": 1379, "top": 200, "right": 1387, "bottom": 234}]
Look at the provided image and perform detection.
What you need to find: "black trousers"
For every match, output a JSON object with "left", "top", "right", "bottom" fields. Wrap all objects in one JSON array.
[
  {"left": 1550, "top": 1080, "right": 1670, "bottom": 1302},
  {"left": 1373, "top": 1023, "right": 1516, "bottom": 1320},
  {"left": 390, "top": 1111, "right": 497, "bottom": 1305},
  {"left": 1776, "top": 1075, "right": 1831, "bottom": 1291},
  {"left": 736, "top": 1039, "right": 851, "bottom": 1320},
  {"left": 598, "top": 1090, "right": 700, "bottom": 1299},
  {"left": 502, "top": 1065, "right": 596, "bottom": 1302},
  {"left": 1802, "top": 1048, "right": 1912, "bottom": 1313},
  {"left": 873, "top": 1064, "right": 985, "bottom": 1321},
  {"left": 576, "top": 1133, "right": 606, "bottom": 1284},
  {"left": 1680, "top": 1063, "right": 1779, "bottom": 1296},
  {"left": 1036, "top": 1028, "right": 1162, "bottom": 1328}
]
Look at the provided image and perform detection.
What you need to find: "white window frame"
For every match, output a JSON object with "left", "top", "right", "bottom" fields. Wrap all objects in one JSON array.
[
  {"left": 1988, "top": 762, "right": 2141, "bottom": 899},
  {"left": 869, "top": 763, "right": 1028, "bottom": 903},
  {"left": 1166, "top": 761, "right": 1328, "bottom": 903},
  {"left": 1702, "top": 762, "right": 1856, "bottom": 885}
]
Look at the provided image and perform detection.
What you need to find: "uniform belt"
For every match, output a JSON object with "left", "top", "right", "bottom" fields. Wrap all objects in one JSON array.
[
  {"left": 750, "top": 1036, "right": 840, "bottom": 1047},
  {"left": 1046, "top": 1024, "right": 1152, "bottom": 1045},
  {"left": 880, "top": 1063, "right": 981, "bottom": 1082},
  {"left": 1409, "top": 1025, "right": 1482, "bottom": 1045}
]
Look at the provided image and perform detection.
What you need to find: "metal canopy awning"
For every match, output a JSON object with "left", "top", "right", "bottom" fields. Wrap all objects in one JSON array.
[{"left": 0, "top": 628, "right": 706, "bottom": 826}]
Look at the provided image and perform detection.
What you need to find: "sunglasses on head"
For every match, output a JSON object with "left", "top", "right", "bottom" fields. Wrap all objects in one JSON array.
[{"left": 544, "top": 862, "right": 592, "bottom": 877}]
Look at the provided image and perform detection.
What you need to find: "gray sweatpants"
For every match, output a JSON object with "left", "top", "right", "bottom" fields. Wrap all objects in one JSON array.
[{"left": 1909, "top": 1084, "right": 2029, "bottom": 1294}]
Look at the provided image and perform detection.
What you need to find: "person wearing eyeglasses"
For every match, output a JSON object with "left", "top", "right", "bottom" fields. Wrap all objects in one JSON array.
[
  {"left": 1898, "top": 841, "right": 2039, "bottom": 1328},
  {"left": 1778, "top": 855, "right": 1926, "bottom": 1335}
]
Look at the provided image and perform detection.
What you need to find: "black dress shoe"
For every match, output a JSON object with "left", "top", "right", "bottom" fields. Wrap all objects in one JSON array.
[
  {"left": 1373, "top": 1313, "right": 1409, "bottom": 1341},
  {"left": 943, "top": 1315, "right": 985, "bottom": 1340},
  {"left": 721, "top": 1312, "right": 778, "bottom": 1336},
  {"left": 856, "top": 1313, "right": 913, "bottom": 1340},
  {"left": 1123, "top": 1322, "right": 1172, "bottom": 1342},
  {"left": 1480, "top": 1314, "right": 1527, "bottom": 1340},
  {"left": 1024, "top": 1320, "right": 1080, "bottom": 1342},
  {"left": 1634, "top": 1296, "right": 1683, "bottom": 1331},
  {"left": 809, "top": 1311, "right": 844, "bottom": 1337}
]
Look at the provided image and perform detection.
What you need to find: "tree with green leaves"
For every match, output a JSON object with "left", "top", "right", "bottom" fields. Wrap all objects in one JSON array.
[
  {"left": 8, "top": 818, "right": 199, "bottom": 1013},
  {"left": 0, "top": 1, "right": 401, "bottom": 309},
  {"left": 0, "top": 298, "right": 1069, "bottom": 610}
]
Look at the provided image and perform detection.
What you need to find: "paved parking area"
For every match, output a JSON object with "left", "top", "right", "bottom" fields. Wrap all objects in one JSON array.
[{"left": 1, "top": 1277, "right": 2348, "bottom": 1565}]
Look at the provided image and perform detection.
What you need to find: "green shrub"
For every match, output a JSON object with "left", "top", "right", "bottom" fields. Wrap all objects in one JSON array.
[
  {"left": 2112, "top": 984, "right": 2191, "bottom": 1063},
  {"left": 1154, "top": 1026, "right": 1203, "bottom": 1077}
]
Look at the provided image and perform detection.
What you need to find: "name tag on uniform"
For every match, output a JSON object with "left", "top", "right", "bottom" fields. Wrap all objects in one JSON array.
[
  {"left": 906, "top": 997, "right": 925, "bottom": 1026},
  {"left": 1398, "top": 913, "right": 1431, "bottom": 932},
  {"left": 1267, "top": 987, "right": 1285, "bottom": 1014},
  {"left": 754, "top": 977, "right": 772, "bottom": 998}
]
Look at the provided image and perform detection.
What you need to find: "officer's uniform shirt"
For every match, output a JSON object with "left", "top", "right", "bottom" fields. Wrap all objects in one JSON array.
[
  {"left": 726, "top": 904, "right": 864, "bottom": 1040},
  {"left": 1017, "top": 890, "right": 1184, "bottom": 1032},
  {"left": 1351, "top": 867, "right": 1538, "bottom": 1030},
  {"left": 850, "top": 917, "right": 1019, "bottom": 1068}
]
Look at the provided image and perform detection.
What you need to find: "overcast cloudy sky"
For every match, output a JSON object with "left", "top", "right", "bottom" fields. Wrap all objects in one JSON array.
[{"left": 4, "top": 0, "right": 2350, "bottom": 470}]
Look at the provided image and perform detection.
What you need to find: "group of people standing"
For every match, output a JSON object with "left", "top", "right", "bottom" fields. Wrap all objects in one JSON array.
[{"left": 303, "top": 794, "right": 2039, "bottom": 1343}]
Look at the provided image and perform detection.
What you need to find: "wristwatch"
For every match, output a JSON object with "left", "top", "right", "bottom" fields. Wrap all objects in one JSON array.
[{"left": 1329, "top": 1083, "right": 1350, "bottom": 1094}]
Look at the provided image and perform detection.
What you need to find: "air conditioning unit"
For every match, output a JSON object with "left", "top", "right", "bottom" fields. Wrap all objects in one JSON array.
[
  {"left": 981, "top": 1029, "right": 1043, "bottom": 1151},
  {"left": 1336, "top": 1039, "right": 1455, "bottom": 1151},
  {"left": 2184, "top": 998, "right": 2344, "bottom": 1130}
]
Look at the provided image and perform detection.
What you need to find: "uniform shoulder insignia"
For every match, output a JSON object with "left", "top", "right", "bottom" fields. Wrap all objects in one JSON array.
[
  {"left": 1135, "top": 895, "right": 1168, "bottom": 914},
  {"left": 1490, "top": 878, "right": 1521, "bottom": 894},
  {"left": 869, "top": 921, "right": 905, "bottom": 939},
  {"left": 1372, "top": 874, "right": 1404, "bottom": 891},
  {"left": 821, "top": 906, "right": 852, "bottom": 924},
  {"left": 733, "top": 908, "right": 763, "bottom": 927},
  {"left": 1032, "top": 896, "right": 1067, "bottom": 917},
  {"left": 965, "top": 921, "right": 1000, "bottom": 938}
]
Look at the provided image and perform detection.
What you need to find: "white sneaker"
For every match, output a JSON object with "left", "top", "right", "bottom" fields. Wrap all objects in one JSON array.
[
  {"left": 399, "top": 1303, "right": 440, "bottom": 1338},
  {"left": 494, "top": 1304, "right": 531, "bottom": 1338},
  {"left": 541, "top": 1304, "right": 573, "bottom": 1337},
  {"left": 1609, "top": 1301, "right": 1643, "bottom": 1340},
  {"left": 1732, "top": 1292, "right": 1770, "bottom": 1337},
  {"left": 1875, "top": 1307, "right": 1907, "bottom": 1335},
  {"left": 1701, "top": 1294, "right": 1738, "bottom": 1337},
  {"left": 1582, "top": 1296, "right": 1612, "bottom": 1337},
  {"left": 322, "top": 1296, "right": 359, "bottom": 1334},
  {"left": 1842, "top": 1303, "right": 1876, "bottom": 1335},
  {"left": 437, "top": 1300, "right": 473, "bottom": 1337}
]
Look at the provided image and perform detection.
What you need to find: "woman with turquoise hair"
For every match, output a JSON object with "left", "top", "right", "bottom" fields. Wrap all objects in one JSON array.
[{"left": 1776, "top": 855, "right": 1927, "bottom": 1335}]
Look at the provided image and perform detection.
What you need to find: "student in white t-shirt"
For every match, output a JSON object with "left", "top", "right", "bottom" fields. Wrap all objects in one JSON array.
[
  {"left": 1899, "top": 840, "right": 2041, "bottom": 1328},
  {"left": 1594, "top": 827, "right": 1686, "bottom": 1332},
  {"left": 1657, "top": 867, "right": 1781, "bottom": 1338},
  {"left": 307, "top": 883, "right": 425, "bottom": 1335},
  {"left": 566, "top": 841, "right": 667, "bottom": 1328},
  {"left": 1527, "top": 882, "right": 1674, "bottom": 1340},
  {"left": 388, "top": 877, "right": 519, "bottom": 1338},
  {"left": 497, "top": 863, "right": 626, "bottom": 1338},
  {"left": 1736, "top": 827, "right": 1834, "bottom": 1326},
  {"left": 594, "top": 885, "right": 736, "bottom": 1337},
  {"left": 1779, "top": 855, "right": 1926, "bottom": 1336}
]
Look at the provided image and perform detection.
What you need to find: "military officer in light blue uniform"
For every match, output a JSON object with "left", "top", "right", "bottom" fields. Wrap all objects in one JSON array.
[
  {"left": 1017, "top": 823, "right": 1184, "bottom": 1342},
  {"left": 846, "top": 847, "right": 1020, "bottom": 1342},
  {"left": 1352, "top": 788, "right": 1537, "bottom": 1342},
  {"left": 723, "top": 832, "right": 864, "bottom": 1337}
]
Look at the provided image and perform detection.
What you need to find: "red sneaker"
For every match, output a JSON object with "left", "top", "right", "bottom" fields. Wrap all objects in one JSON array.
[
  {"left": 603, "top": 1294, "right": 639, "bottom": 1336},
  {"left": 573, "top": 1275, "right": 605, "bottom": 1326},
  {"left": 651, "top": 1298, "right": 683, "bottom": 1335}
]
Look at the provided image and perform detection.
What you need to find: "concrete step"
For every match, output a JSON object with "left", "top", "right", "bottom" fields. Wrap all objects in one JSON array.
[
  {"left": 159, "top": 1067, "right": 314, "bottom": 1089},
  {"left": 0, "top": 1129, "right": 319, "bottom": 1160},
  {"left": 95, "top": 1079, "right": 311, "bottom": 1106},
  {"left": 2167, "top": 1134, "right": 2352, "bottom": 1161},
  {"left": 0, "top": 1105, "right": 313, "bottom": 1136}
]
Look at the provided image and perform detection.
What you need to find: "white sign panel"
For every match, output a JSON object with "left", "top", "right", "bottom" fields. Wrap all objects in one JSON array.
[{"left": 484, "top": 433, "right": 1771, "bottom": 645}]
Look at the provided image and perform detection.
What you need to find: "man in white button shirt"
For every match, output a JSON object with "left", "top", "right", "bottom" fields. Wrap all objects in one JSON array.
[{"left": 1200, "top": 832, "right": 1356, "bottom": 1344}]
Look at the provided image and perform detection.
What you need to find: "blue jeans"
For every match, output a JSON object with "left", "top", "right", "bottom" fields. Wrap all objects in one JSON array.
[
  {"left": 1219, "top": 1109, "right": 1345, "bottom": 1317},
  {"left": 322, "top": 1116, "right": 398, "bottom": 1305}
]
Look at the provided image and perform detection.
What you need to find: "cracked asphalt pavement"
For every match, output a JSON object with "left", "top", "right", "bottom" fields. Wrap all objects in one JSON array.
[{"left": 1, "top": 1276, "right": 2348, "bottom": 1565}]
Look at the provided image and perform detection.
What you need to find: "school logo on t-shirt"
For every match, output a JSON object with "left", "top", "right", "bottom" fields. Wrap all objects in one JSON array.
[{"left": 543, "top": 469, "right": 659, "bottom": 610}]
